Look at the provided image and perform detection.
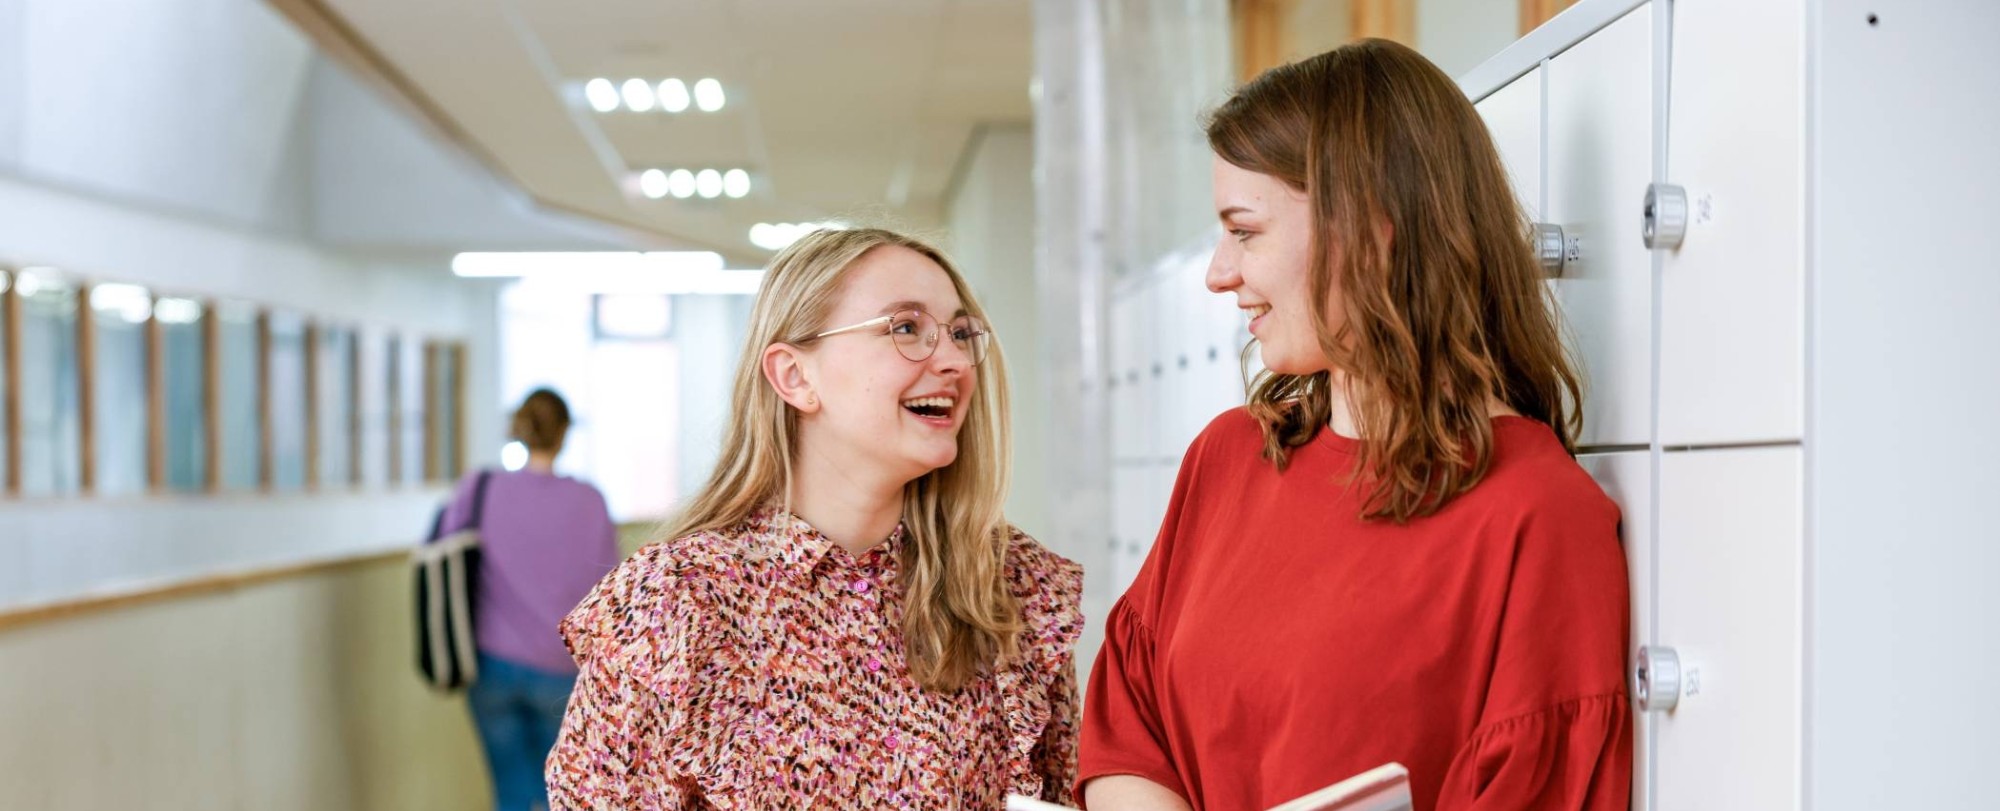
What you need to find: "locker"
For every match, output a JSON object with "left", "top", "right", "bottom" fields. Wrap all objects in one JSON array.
[
  {"left": 1108, "top": 463, "right": 1151, "bottom": 594},
  {"left": 1576, "top": 450, "right": 1653, "bottom": 811},
  {"left": 1653, "top": 447, "right": 1801, "bottom": 811},
  {"left": 1658, "top": 0, "right": 1805, "bottom": 445},
  {"left": 1546, "top": 6, "right": 1654, "bottom": 448},
  {"left": 1144, "top": 275, "right": 1168, "bottom": 459},
  {"left": 1109, "top": 288, "right": 1147, "bottom": 463},
  {"left": 1475, "top": 66, "right": 1543, "bottom": 222}
]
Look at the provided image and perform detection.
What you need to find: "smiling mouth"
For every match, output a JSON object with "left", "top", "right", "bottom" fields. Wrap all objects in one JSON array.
[
  {"left": 901, "top": 396, "right": 956, "bottom": 419},
  {"left": 1245, "top": 304, "right": 1271, "bottom": 320}
]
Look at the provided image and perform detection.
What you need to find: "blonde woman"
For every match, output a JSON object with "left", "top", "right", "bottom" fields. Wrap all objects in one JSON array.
[{"left": 547, "top": 228, "right": 1084, "bottom": 809}]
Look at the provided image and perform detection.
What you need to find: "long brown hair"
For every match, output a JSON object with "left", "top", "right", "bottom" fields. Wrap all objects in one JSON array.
[
  {"left": 657, "top": 227, "right": 1021, "bottom": 692},
  {"left": 1206, "top": 38, "right": 1583, "bottom": 522}
]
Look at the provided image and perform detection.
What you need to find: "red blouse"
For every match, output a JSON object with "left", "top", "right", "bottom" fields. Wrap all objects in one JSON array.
[{"left": 1077, "top": 410, "right": 1631, "bottom": 811}]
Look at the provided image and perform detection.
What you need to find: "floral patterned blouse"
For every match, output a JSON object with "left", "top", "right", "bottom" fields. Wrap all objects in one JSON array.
[{"left": 547, "top": 508, "right": 1085, "bottom": 810}]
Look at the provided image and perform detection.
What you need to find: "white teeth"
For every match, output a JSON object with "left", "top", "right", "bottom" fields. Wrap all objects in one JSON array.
[
  {"left": 901, "top": 396, "right": 956, "bottom": 409},
  {"left": 1246, "top": 305, "right": 1271, "bottom": 319}
]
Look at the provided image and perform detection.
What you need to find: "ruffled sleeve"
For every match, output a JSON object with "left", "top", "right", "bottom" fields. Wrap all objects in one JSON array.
[
  {"left": 1436, "top": 693, "right": 1629, "bottom": 810},
  {"left": 546, "top": 543, "right": 714, "bottom": 810},
  {"left": 1000, "top": 529, "right": 1086, "bottom": 805},
  {"left": 1074, "top": 597, "right": 1185, "bottom": 805},
  {"left": 1435, "top": 482, "right": 1634, "bottom": 810}
]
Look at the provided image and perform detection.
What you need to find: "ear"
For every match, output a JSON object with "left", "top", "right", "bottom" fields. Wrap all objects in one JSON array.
[{"left": 762, "top": 342, "right": 820, "bottom": 414}]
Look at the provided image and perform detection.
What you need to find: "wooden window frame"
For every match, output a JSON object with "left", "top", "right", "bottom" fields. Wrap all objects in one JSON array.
[
  {"left": 146, "top": 295, "right": 165, "bottom": 491},
  {"left": 304, "top": 320, "right": 320, "bottom": 490},
  {"left": 2, "top": 269, "right": 19, "bottom": 496},
  {"left": 76, "top": 283, "right": 97, "bottom": 494}
]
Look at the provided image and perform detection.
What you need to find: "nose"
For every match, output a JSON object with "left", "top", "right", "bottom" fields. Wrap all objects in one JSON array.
[
  {"left": 926, "top": 326, "right": 974, "bottom": 376},
  {"left": 1206, "top": 239, "right": 1240, "bottom": 294}
]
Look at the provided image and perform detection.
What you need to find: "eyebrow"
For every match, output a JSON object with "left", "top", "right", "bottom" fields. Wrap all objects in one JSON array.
[
  {"left": 877, "top": 300, "right": 969, "bottom": 318},
  {"left": 1217, "top": 205, "right": 1256, "bottom": 222}
]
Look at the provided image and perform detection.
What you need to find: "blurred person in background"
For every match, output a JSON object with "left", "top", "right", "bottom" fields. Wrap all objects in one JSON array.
[
  {"left": 546, "top": 227, "right": 1084, "bottom": 808},
  {"left": 438, "top": 387, "right": 619, "bottom": 811}
]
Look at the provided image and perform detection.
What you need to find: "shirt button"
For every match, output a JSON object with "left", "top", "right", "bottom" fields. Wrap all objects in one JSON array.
[
  {"left": 867, "top": 657, "right": 883, "bottom": 672},
  {"left": 852, "top": 578, "right": 871, "bottom": 594},
  {"left": 885, "top": 734, "right": 900, "bottom": 750}
]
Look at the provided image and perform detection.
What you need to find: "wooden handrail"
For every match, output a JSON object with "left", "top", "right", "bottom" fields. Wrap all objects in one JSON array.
[{"left": 0, "top": 546, "right": 412, "bottom": 633}]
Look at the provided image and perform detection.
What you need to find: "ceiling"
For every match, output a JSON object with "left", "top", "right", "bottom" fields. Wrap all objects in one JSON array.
[{"left": 291, "top": 0, "right": 1034, "bottom": 266}]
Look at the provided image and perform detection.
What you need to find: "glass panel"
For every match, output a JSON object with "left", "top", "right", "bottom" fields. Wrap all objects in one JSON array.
[
  {"left": 359, "top": 330, "right": 391, "bottom": 488},
  {"left": 399, "top": 337, "right": 425, "bottom": 484},
  {"left": 157, "top": 297, "right": 207, "bottom": 492},
  {"left": 268, "top": 311, "right": 308, "bottom": 491},
  {"left": 431, "top": 344, "right": 461, "bottom": 481},
  {"left": 89, "top": 283, "right": 152, "bottom": 496},
  {"left": 17, "top": 269, "right": 83, "bottom": 496},
  {"left": 316, "top": 326, "right": 355, "bottom": 488},
  {"left": 216, "top": 301, "right": 261, "bottom": 491},
  {"left": 0, "top": 269, "right": 11, "bottom": 493}
]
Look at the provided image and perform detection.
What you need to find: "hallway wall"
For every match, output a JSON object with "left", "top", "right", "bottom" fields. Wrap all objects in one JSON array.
[{"left": 0, "top": 557, "right": 490, "bottom": 811}]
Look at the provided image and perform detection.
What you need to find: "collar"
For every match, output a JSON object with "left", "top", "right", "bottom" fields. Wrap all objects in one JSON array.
[{"left": 749, "top": 505, "right": 906, "bottom": 579}]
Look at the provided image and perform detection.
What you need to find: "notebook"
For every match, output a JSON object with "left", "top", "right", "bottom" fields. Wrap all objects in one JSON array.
[{"left": 1005, "top": 762, "right": 1412, "bottom": 811}]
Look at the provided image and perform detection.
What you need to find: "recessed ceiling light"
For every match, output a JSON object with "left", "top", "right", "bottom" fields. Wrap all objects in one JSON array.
[
  {"left": 723, "top": 169, "right": 750, "bottom": 198},
  {"left": 658, "top": 78, "right": 691, "bottom": 113},
  {"left": 585, "top": 78, "right": 620, "bottom": 112},
  {"left": 749, "top": 221, "right": 848, "bottom": 251},
  {"left": 693, "top": 78, "right": 726, "bottom": 112},
  {"left": 668, "top": 169, "right": 696, "bottom": 199},
  {"left": 620, "top": 78, "right": 656, "bottom": 112},
  {"left": 639, "top": 168, "right": 669, "bottom": 199},
  {"left": 695, "top": 169, "right": 723, "bottom": 199}
]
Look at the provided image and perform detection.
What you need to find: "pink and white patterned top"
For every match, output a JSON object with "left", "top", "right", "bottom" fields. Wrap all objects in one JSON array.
[{"left": 547, "top": 507, "right": 1085, "bottom": 810}]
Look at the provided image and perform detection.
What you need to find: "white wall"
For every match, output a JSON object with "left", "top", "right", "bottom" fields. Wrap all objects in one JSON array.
[
  {"left": 672, "top": 293, "right": 754, "bottom": 512},
  {"left": 1811, "top": 2, "right": 2000, "bottom": 807},
  {"left": 945, "top": 124, "right": 1050, "bottom": 540},
  {"left": 0, "top": 558, "right": 490, "bottom": 811}
]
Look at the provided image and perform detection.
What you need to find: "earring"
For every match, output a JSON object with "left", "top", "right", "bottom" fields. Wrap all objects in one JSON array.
[{"left": 805, "top": 394, "right": 817, "bottom": 407}]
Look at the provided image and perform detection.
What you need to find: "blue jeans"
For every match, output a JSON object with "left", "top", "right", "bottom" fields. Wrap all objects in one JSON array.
[{"left": 468, "top": 653, "right": 576, "bottom": 811}]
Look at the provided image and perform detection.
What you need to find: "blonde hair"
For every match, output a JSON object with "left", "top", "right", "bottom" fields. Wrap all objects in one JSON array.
[{"left": 658, "top": 227, "right": 1021, "bottom": 691}]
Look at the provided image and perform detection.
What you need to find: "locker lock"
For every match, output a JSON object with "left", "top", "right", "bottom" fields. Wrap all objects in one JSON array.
[
  {"left": 1642, "top": 183, "right": 1689, "bottom": 250},
  {"left": 1634, "top": 645, "right": 1682, "bottom": 712},
  {"left": 1532, "top": 223, "right": 1566, "bottom": 278}
]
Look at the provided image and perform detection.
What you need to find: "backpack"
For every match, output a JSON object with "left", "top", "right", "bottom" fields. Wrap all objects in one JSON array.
[{"left": 413, "top": 470, "right": 491, "bottom": 691}]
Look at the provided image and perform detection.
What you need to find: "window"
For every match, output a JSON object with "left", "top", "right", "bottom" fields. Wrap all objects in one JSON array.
[
  {"left": 17, "top": 269, "right": 83, "bottom": 496},
  {"left": 157, "top": 296, "right": 208, "bottom": 493},
  {"left": 88, "top": 283, "right": 152, "bottom": 496},
  {"left": 316, "top": 325, "right": 356, "bottom": 488},
  {"left": 267, "top": 310, "right": 308, "bottom": 491},
  {"left": 397, "top": 336, "right": 426, "bottom": 486},
  {"left": 1, "top": 269, "right": 13, "bottom": 494},
  {"left": 427, "top": 342, "right": 465, "bottom": 482},
  {"left": 215, "top": 300, "right": 262, "bottom": 492}
]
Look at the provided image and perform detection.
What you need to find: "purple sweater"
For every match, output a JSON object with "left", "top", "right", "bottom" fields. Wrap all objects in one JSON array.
[{"left": 441, "top": 468, "right": 621, "bottom": 676}]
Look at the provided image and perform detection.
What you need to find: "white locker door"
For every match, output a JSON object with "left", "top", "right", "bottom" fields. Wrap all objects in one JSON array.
[
  {"left": 1654, "top": 447, "right": 1802, "bottom": 811},
  {"left": 1109, "top": 287, "right": 1147, "bottom": 465},
  {"left": 1658, "top": 0, "right": 1805, "bottom": 445},
  {"left": 1145, "top": 275, "right": 1180, "bottom": 459},
  {"left": 1576, "top": 450, "right": 1653, "bottom": 811},
  {"left": 1475, "top": 65, "right": 1542, "bottom": 223},
  {"left": 1546, "top": 6, "right": 1654, "bottom": 448}
]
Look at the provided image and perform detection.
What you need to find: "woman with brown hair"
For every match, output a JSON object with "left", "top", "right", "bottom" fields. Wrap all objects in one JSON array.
[
  {"left": 1077, "top": 40, "right": 1631, "bottom": 811},
  {"left": 547, "top": 228, "right": 1084, "bottom": 808}
]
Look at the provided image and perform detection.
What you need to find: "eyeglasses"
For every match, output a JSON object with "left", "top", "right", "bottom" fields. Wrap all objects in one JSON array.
[{"left": 814, "top": 309, "right": 991, "bottom": 365}]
